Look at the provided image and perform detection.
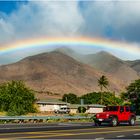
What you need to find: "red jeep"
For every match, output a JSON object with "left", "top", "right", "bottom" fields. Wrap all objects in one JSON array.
[{"left": 94, "top": 106, "right": 136, "bottom": 127}]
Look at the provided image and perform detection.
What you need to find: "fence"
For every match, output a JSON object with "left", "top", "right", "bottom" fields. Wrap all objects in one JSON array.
[
  {"left": 0, "top": 116, "right": 90, "bottom": 122},
  {"left": 0, "top": 115, "right": 139, "bottom": 122}
]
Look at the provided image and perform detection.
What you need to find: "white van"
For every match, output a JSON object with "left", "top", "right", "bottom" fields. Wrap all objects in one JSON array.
[{"left": 54, "top": 105, "right": 70, "bottom": 114}]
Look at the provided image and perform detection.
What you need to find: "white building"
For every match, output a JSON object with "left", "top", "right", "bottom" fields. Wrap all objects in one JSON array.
[
  {"left": 86, "top": 104, "right": 106, "bottom": 114},
  {"left": 37, "top": 100, "right": 105, "bottom": 114},
  {"left": 36, "top": 101, "right": 68, "bottom": 112},
  {"left": 69, "top": 104, "right": 105, "bottom": 114}
]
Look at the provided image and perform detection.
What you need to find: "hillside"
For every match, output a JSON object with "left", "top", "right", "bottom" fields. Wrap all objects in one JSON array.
[
  {"left": 82, "top": 51, "right": 139, "bottom": 83},
  {"left": 56, "top": 48, "right": 139, "bottom": 84},
  {"left": 126, "top": 60, "right": 140, "bottom": 76},
  {"left": 0, "top": 51, "right": 125, "bottom": 96},
  {"left": 55, "top": 47, "right": 84, "bottom": 61}
]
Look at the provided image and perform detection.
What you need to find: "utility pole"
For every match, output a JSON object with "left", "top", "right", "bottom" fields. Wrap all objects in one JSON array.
[
  {"left": 66, "top": 96, "right": 68, "bottom": 103},
  {"left": 80, "top": 99, "right": 84, "bottom": 113}
]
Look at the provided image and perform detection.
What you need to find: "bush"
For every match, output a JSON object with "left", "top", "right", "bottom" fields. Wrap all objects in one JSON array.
[
  {"left": 78, "top": 106, "right": 86, "bottom": 113},
  {"left": 0, "top": 81, "right": 36, "bottom": 116}
]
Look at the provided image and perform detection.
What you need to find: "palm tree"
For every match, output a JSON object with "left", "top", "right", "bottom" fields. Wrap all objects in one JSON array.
[{"left": 98, "top": 75, "right": 109, "bottom": 104}]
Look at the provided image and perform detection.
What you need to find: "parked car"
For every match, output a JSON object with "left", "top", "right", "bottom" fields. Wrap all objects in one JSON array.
[
  {"left": 54, "top": 106, "right": 70, "bottom": 114},
  {"left": 94, "top": 106, "right": 136, "bottom": 126}
]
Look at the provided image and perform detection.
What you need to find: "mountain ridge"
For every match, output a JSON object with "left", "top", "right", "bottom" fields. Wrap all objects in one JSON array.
[
  {"left": 55, "top": 47, "right": 139, "bottom": 84},
  {"left": 0, "top": 51, "right": 126, "bottom": 96},
  {"left": 126, "top": 60, "right": 140, "bottom": 75}
]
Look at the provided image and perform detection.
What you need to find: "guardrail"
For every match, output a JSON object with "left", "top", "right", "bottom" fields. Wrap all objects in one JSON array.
[
  {"left": 0, "top": 115, "right": 139, "bottom": 122},
  {"left": 0, "top": 116, "right": 90, "bottom": 121}
]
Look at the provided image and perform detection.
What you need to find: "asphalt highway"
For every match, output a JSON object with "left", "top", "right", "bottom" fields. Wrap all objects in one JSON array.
[{"left": 0, "top": 122, "right": 140, "bottom": 139}]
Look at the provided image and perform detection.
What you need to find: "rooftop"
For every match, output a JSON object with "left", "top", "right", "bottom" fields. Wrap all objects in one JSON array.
[{"left": 36, "top": 99, "right": 69, "bottom": 105}]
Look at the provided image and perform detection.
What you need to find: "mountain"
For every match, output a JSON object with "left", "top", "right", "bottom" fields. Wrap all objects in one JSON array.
[
  {"left": 126, "top": 60, "right": 140, "bottom": 76},
  {"left": 0, "top": 51, "right": 125, "bottom": 96},
  {"left": 54, "top": 47, "right": 84, "bottom": 61},
  {"left": 56, "top": 48, "right": 139, "bottom": 84},
  {"left": 82, "top": 51, "right": 139, "bottom": 83}
]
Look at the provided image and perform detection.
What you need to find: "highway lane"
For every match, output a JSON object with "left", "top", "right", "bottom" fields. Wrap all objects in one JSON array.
[
  {"left": 0, "top": 122, "right": 140, "bottom": 139},
  {"left": 0, "top": 122, "right": 94, "bottom": 133}
]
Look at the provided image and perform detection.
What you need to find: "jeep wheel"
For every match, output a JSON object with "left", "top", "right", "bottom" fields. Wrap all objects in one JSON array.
[
  {"left": 111, "top": 117, "right": 118, "bottom": 127},
  {"left": 95, "top": 121, "right": 101, "bottom": 126},
  {"left": 129, "top": 117, "right": 135, "bottom": 126}
]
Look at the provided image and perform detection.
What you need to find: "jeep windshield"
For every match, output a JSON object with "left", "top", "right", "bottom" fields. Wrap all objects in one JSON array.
[{"left": 104, "top": 106, "right": 119, "bottom": 112}]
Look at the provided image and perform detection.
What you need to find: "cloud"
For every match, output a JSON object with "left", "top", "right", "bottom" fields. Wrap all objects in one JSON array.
[
  {"left": 0, "top": 0, "right": 140, "bottom": 63},
  {"left": 1, "top": 1, "right": 140, "bottom": 44},
  {"left": 0, "top": 15, "right": 15, "bottom": 44},
  {"left": 0, "top": 1, "right": 84, "bottom": 45},
  {"left": 79, "top": 0, "right": 140, "bottom": 42}
]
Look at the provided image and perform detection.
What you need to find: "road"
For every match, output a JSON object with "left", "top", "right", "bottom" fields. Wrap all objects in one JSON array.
[{"left": 0, "top": 122, "right": 140, "bottom": 139}]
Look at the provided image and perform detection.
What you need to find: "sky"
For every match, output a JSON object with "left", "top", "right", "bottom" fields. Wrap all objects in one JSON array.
[{"left": 0, "top": 0, "right": 140, "bottom": 64}]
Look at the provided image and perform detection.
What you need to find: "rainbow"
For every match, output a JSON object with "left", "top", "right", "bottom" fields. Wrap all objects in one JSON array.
[{"left": 0, "top": 37, "right": 140, "bottom": 55}]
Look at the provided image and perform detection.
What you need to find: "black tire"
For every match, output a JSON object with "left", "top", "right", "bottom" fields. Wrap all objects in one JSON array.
[
  {"left": 110, "top": 117, "right": 118, "bottom": 127},
  {"left": 129, "top": 117, "right": 135, "bottom": 126},
  {"left": 117, "top": 122, "right": 120, "bottom": 126},
  {"left": 95, "top": 121, "right": 101, "bottom": 126}
]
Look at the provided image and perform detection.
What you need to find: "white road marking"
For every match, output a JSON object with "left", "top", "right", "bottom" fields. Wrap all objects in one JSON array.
[
  {"left": 134, "top": 133, "right": 140, "bottom": 136},
  {"left": 95, "top": 138, "right": 104, "bottom": 140},
  {"left": 116, "top": 135, "right": 125, "bottom": 138}
]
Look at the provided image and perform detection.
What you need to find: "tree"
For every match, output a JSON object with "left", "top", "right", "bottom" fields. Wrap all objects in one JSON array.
[
  {"left": 78, "top": 106, "right": 86, "bottom": 113},
  {"left": 81, "top": 92, "right": 100, "bottom": 104},
  {"left": 98, "top": 75, "right": 109, "bottom": 104},
  {"left": 122, "top": 79, "right": 140, "bottom": 114},
  {"left": 0, "top": 81, "right": 36, "bottom": 116},
  {"left": 62, "top": 93, "right": 79, "bottom": 104},
  {"left": 81, "top": 92, "right": 123, "bottom": 106}
]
